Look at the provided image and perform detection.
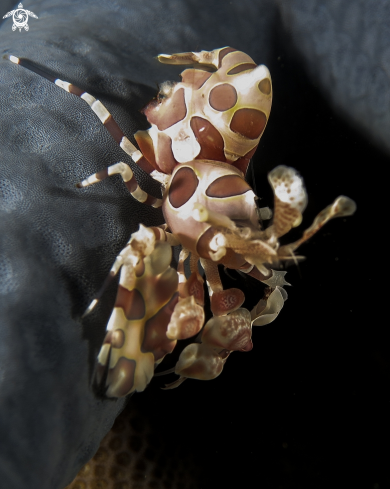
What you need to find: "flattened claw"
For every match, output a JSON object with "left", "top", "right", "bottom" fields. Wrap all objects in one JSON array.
[
  {"left": 202, "top": 308, "right": 252, "bottom": 351},
  {"left": 180, "top": 271, "right": 204, "bottom": 306},
  {"left": 174, "top": 343, "right": 229, "bottom": 381},
  {"left": 166, "top": 295, "right": 205, "bottom": 340},
  {"left": 94, "top": 226, "right": 179, "bottom": 397},
  {"left": 251, "top": 286, "right": 287, "bottom": 326},
  {"left": 210, "top": 288, "right": 245, "bottom": 316}
]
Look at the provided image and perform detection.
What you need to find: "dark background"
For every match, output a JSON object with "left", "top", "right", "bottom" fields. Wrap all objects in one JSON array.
[
  {"left": 0, "top": 1, "right": 386, "bottom": 488},
  {"left": 139, "top": 31, "right": 387, "bottom": 489}
]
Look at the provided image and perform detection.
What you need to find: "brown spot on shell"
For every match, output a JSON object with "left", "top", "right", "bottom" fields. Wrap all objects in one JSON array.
[
  {"left": 147, "top": 265, "right": 179, "bottom": 313},
  {"left": 190, "top": 116, "right": 225, "bottom": 161},
  {"left": 227, "top": 63, "right": 257, "bottom": 74},
  {"left": 196, "top": 227, "right": 216, "bottom": 259},
  {"left": 155, "top": 131, "right": 177, "bottom": 174},
  {"left": 111, "top": 329, "right": 125, "bottom": 349},
  {"left": 106, "top": 357, "right": 136, "bottom": 397},
  {"left": 209, "top": 84, "right": 237, "bottom": 111},
  {"left": 230, "top": 108, "right": 267, "bottom": 140},
  {"left": 206, "top": 174, "right": 251, "bottom": 198},
  {"left": 218, "top": 47, "right": 237, "bottom": 67},
  {"left": 115, "top": 287, "right": 145, "bottom": 320},
  {"left": 258, "top": 78, "right": 271, "bottom": 95},
  {"left": 169, "top": 167, "right": 198, "bottom": 208},
  {"left": 181, "top": 68, "right": 212, "bottom": 89},
  {"left": 142, "top": 293, "right": 179, "bottom": 361}
]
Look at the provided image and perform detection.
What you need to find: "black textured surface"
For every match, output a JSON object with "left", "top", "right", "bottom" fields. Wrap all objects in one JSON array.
[{"left": 0, "top": 1, "right": 387, "bottom": 489}]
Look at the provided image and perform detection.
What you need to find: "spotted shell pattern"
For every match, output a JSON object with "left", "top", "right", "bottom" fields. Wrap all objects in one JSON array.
[
  {"left": 163, "top": 159, "right": 258, "bottom": 266},
  {"left": 135, "top": 47, "right": 272, "bottom": 175}
]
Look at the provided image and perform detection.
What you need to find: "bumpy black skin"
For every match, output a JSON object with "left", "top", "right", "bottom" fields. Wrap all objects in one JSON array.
[{"left": 0, "top": 1, "right": 387, "bottom": 488}]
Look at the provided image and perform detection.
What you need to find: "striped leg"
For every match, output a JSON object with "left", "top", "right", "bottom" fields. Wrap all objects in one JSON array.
[
  {"left": 149, "top": 225, "right": 181, "bottom": 246},
  {"left": 76, "top": 161, "right": 162, "bottom": 207},
  {"left": 165, "top": 248, "right": 204, "bottom": 341},
  {"left": 175, "top": 249, "right": 204, "bottom": 305},
  {"left": 4, "top": 54, "right": 158, "bottom": 176}
]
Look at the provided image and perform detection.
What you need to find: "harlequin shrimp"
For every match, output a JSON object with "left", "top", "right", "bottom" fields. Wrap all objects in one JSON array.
[{"left": 5, "top": 48, "right": 356, "bottom": 397}]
